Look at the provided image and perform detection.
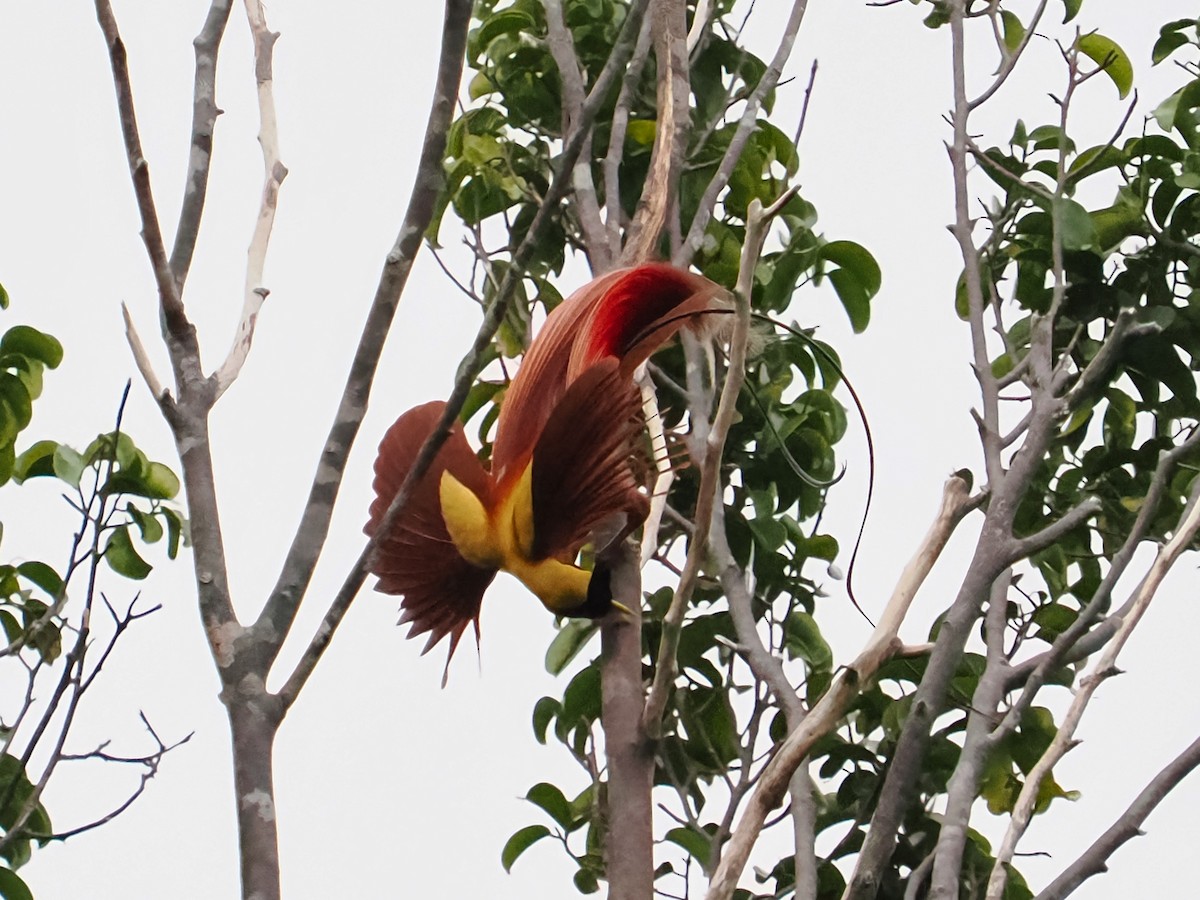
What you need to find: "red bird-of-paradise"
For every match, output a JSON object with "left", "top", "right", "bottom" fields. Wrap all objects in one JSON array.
[{"left": 365, "top": 263, "right": 726, "bottom": 668}]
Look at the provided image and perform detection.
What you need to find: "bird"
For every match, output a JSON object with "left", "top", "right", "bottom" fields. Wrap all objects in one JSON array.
[{"left": 365, "top": 262, "right": 725, "bottom": 671}]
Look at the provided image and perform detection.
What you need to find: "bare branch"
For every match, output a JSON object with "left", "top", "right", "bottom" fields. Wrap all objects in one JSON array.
[
  {"left": 213, "top": 0, "right": 288, "bottom": 400},
  {"left": 946, "top": 1, "right": 1002, "bottom": 486},
  {"left": 121, "top": 303, "right": 167, "bottom": 402},
  {"left": 1004, "top": 429, "right": 1200, "bottom": 697},
  {"left": 622, "top": 0, "right": 689, "bottom": 265},
  {"left": 169, "top": 0, "right": 235, "bottom": 289},
  {"left": 600, "top": 544, "right": 655, "bottom": 898},
  {"left": 792, "top": 59, "right": 819, "bottom": 147},
  {"left": 1005, "top": 496, "right": 1101, "bottom": 562},
  {"left": 1035, "top": 733, "right": 1200, "bottom": 900},
  {"left": 969, "top": 0, "right": 1048, "bottom": 110},
  {"left": 685, "top": 0, "right": 712, "bottom": 54},
  {"left": 92, "top": 0, "right": 193, "bottom": 355},
  {"left": 928, "top": 574, "right": 1011, "bottom": 897},
  {"left": 1064, "top": 311, "right": 1160, "bottom": 410}
]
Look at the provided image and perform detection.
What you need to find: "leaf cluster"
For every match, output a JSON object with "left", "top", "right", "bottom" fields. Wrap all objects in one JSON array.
[{"left": 0, "top": 295, "right": 187, "bottom": 899}]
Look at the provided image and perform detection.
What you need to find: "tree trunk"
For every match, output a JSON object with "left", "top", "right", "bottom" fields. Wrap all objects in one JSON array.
[
  {"left": 226, "top": 690, "right": 283, "bottom": 900},
  {"left": 601, "top": 545, "right": 655, "bottom": 900}
]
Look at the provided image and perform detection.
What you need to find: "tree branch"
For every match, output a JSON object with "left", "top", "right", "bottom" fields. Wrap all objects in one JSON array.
[
  {"left": 262, "top": 0, "right": 472, "bottom": 686},
  {"left": 622, "top": 0, "right": 689, "bottom": 265},
  {"left": 169, "top": 0, "right": 235, "bottom": 290},
  {"left": 213, "top": 0, "right": 288, "bottom": 400},
  {"left": 1035, "top": 732, "right": 1200, "bottom": 900},
  {"left": 600, "top": 543, "right": 654, "bottom": 899},
  {"left": 603, "top": 12, "right": 654, "bottom": 256},
  {"left": 1004, "top": 496, "right": 1101, "bottom": 562},
  {"left": 93, "top": 0, "right": 195, "bottom": 363}
]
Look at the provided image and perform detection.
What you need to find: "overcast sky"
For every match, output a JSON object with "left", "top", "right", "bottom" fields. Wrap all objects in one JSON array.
[{"left": 2, "top": 2, "right": 1197, "bottom": 898}]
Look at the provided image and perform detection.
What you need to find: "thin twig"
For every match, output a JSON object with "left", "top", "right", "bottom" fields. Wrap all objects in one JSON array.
[
  {"left": 121, "top": 303, "right": 166, "bottom": 402},
  {"left": 603, "top": 12, "right": 654, "bottom": 256}
]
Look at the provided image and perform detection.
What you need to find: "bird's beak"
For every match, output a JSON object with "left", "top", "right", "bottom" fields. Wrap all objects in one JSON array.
[{"left": 609, "top": 599, "right": 634, "bottom": 618}]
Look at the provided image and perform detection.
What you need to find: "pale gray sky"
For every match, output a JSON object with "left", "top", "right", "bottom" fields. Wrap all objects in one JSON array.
[{"left": 2, "top": 2, "right": 1196, "bottom": 898}]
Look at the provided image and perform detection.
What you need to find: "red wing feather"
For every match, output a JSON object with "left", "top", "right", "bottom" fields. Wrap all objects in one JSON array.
[
  {"left": 491, "top": 269, "right": 628, "bottom": 485},
  {"left": 527, "top": 359, "right": 649, "bottom": 560},
  {"left": 366, "top": 401, "right": 497, "bottom": 662},
  {"left": 569, "top": 264, "right": 725, "bottom": 378}
]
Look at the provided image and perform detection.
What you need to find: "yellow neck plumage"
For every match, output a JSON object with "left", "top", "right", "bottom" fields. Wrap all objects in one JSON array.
[{"left": 439, "top": 467, "right": 592, "bottom": 614}]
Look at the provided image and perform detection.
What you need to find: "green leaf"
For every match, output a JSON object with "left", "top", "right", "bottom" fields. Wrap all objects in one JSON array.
[
  {"left": 0, "top": 444, "right": 11, "bottom": 488},
  {"left": 827, "top": 269, "right": 870, "bottom": 333},
  {"left": 544, "top": 619, "right": 598, "bottom": 675},
  {"left": 129, "top": 506, "right": 164, "bottom": 543},
  {"left": 525, "top": 782, "right": 574, "bottom": 830},
  {"left": 1056, "top": 198, "right": 1097, "bottom": 251},
  {"left": 626, "top": 119, "right": 657, "bottom": 146},
  {"left": 472, "top": 8, "right": 536, "bottom": 59},
  {"left": 0, "top": 283, "right": 8, "bottom": 311},
  {"left": 665, "top": 826, "right": 712, "bottom": 868},
  {"left": 0, "top": 325, "right": 63, "bottom": 369},
  {"left": 11, "top": 441, "right": 56, "bottom": 483},
  {"left": 820, "top": 241, "right": 882, "bottom": 296},
  {"left": 142, "top": 462, "right": 180, "bottom": 500},
  {"left": 103, "top": 526, "right": 153, "bottom": 580},
  {"left": 1000, "top": 11, "right": 1025, "bottom": 54},
  {"left": 53, "top": 444, "right": 85, "bottom": 488},
  {"left": 0, "top": 868, "right": 34, "bottom": 900},
  {"left": 16, "top": 562, "right": 62, "bottom": 599},
  {"left": 531, "top": 697, "right": 560, "bottom": 744},
  {"left": 1152, "top": 19, "right": 1196, "bottom": 65},
  {"left": 804, "top": 533, "right": 839, "bottom": 562},
  {"left": 573, "top": 868, "right": 600, "bottom": 894},
  {"left": 0, "top": 611, "right": 21, "bottom": 645},
  {"left": 0, "top": 375, "right": 32, "bottom": 435},
  {"left": 1060, "top": 0, "right": 1082, "bottom": 23},
  {"left": 162, "top": 508, "right": 185, "bottom": 560},
  {"left": 784, "top": 611, "right": 833, "bottom": 672},
  {"left": 1153, "top": 30, "right": 1189, "bottom": 66},
  {"left": 85, "top": 431, "right": 138, "bottom": 467},
  {"left": 500, "top": 824, "right": 551, "bottom": 873},
  {"left": 1076, "top": 33, "right": 1132, "bottom": 100},
  {"left": 560, "top": 664, "right": 601, "bottom": 726}
]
